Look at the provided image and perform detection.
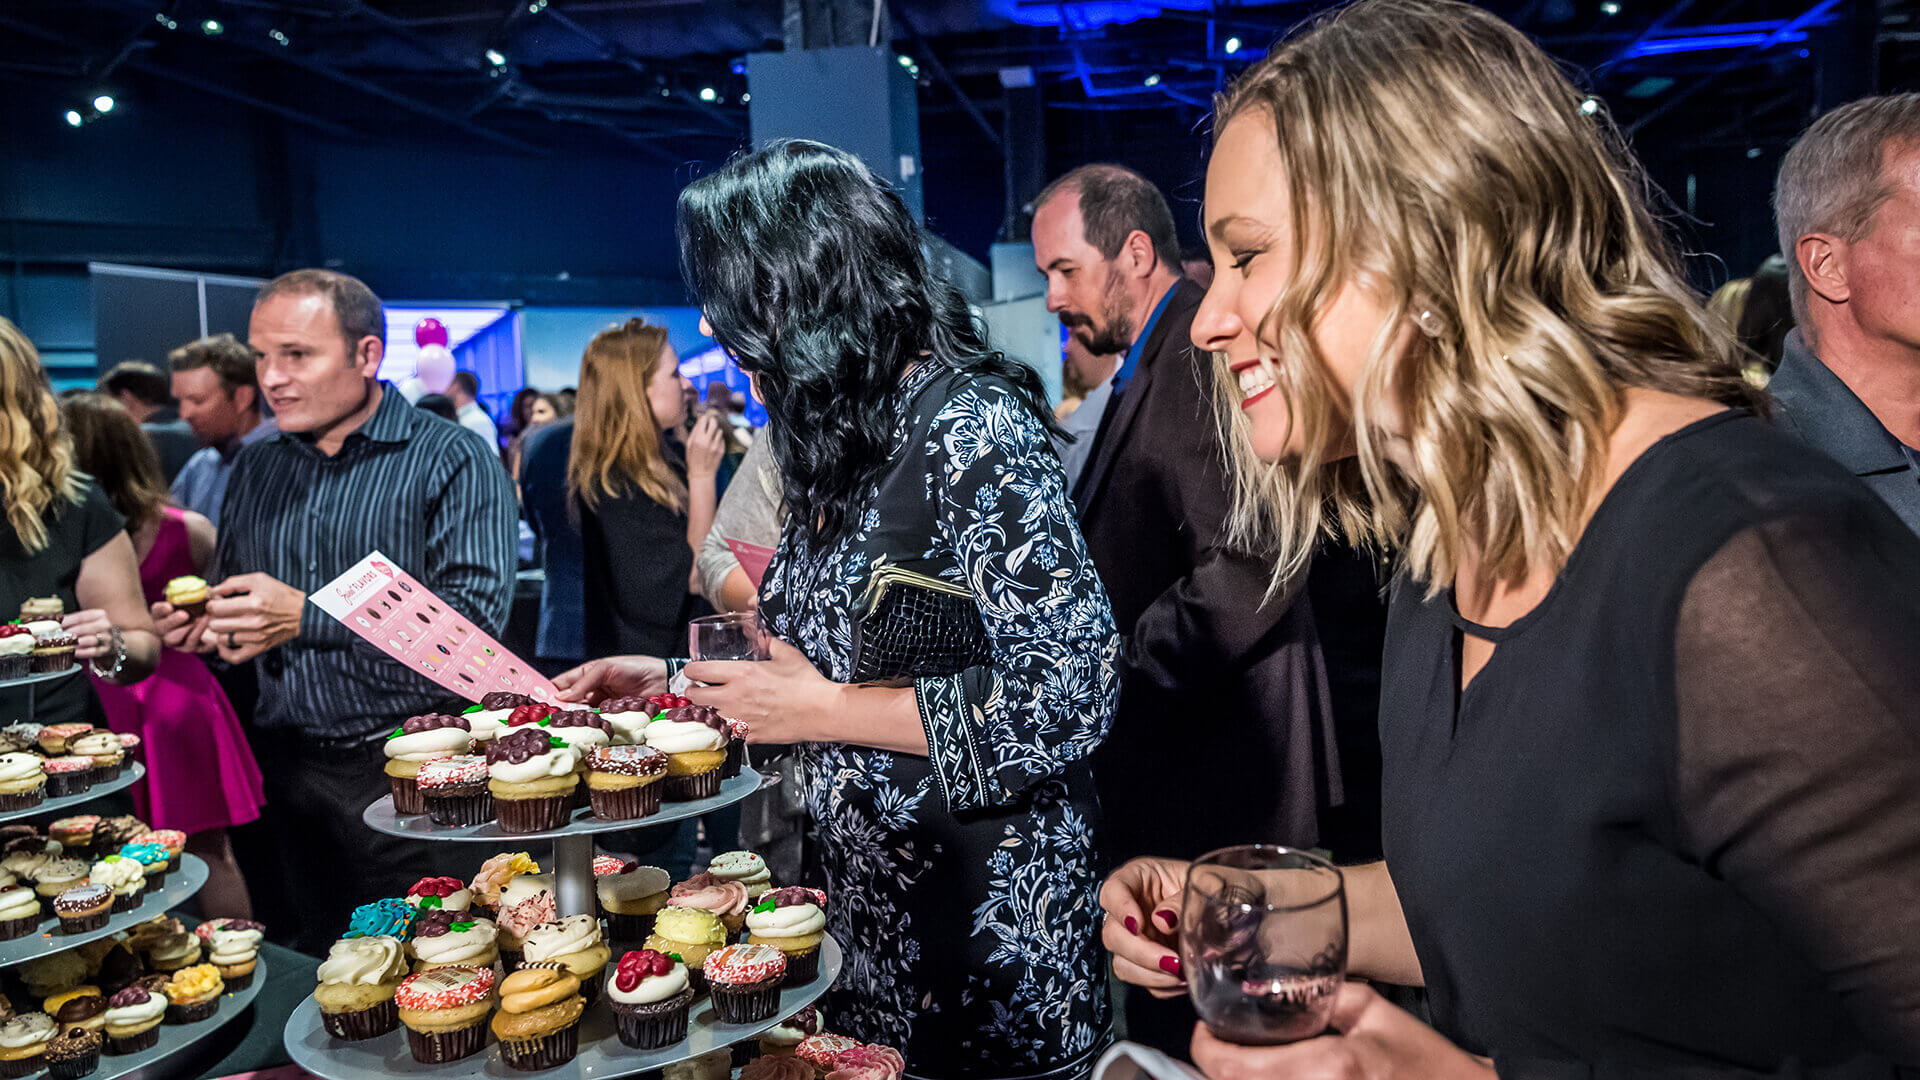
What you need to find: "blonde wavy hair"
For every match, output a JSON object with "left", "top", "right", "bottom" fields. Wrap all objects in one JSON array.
[
  {"left": 568, "top": 318, "right": 686, "bottom": 514},
  {"left": 1213, "top": 0, "right": 1756, "bottom": 595},
  {"left": 0, "top": 317, "right": 85, "bottom": 554}
]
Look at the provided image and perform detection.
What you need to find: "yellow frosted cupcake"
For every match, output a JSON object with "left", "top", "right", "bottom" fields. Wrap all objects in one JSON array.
[
  {"left": 641, "top": 908, "right": 727, "bottom": 994},
  {"left": 162, "top": 577, "right": 209, "bottom": 619}
]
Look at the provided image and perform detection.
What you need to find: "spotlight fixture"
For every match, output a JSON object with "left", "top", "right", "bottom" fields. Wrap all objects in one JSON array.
[
  {"left": 1224, "top": 36, "right": 1242, "bottom": 54},
  {"left": 741, "top": 93, "right": 751, "bottom": 104},
  {"left": 1746, "top": 147, "right": 1763, "bottom": 159},
  {"left": 1579, "top": 97, "right": 1600, "bottom": 115},
  {"left": 269, "top": 28, "right": 289, "bottom": 45},
  {"left": 200, "top": 18, "right": 223, "bottom": 35},
  {"left": 153, "top": 12, "right": 178, "bottom": 29},
  {"left": 486, "top": 48, "right": 507, "bottom": 67},
  {"left": 1600, "top": 1, "right": 1621, "bottom": 14},
  {"left": 659, "top": 87, "right": 671, "bottom": 97},
  {"left": 92, "top": 94, "right": 114, "bottom": 113},
  {"left": 64, "top": 110, "right": 83, "bottom": 127},
  {"left": 699, "top": 86, "right": 717, "bottom": 102},
  {"left": 897, "top": 54, "right": 913, "bottom": 67},
  {"left": 1143, "top": 72, "right": 1162, "bottom": 87},
  {"left": 731, "top": 61, "right": 746, "bottom": 76}
]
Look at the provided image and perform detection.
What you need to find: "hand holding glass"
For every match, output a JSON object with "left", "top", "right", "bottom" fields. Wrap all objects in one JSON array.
[
  {"left": 1180, "top": 844, "right": 1348, "bottom": 1045},
  {"left": 690, "top": 611, "right": 771, "bottom": 662}
]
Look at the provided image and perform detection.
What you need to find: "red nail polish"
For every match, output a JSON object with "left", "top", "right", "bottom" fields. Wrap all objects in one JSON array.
[
  {"left": 1155, "top": 909, "right": 1177, "bottom": 931},
  {"left": 1124, "top": 916, "right": 1138, "bottom": 935},
  {"left": 1159, "top": 954, "right": 1182, "bottom": 977}
]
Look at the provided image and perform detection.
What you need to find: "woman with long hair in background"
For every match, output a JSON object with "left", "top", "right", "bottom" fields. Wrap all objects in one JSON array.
[
  {"left": 61, "top": 393, "right": 263, "bottom": 918},
  {"left": 1100, "top": 1, "right": 1920, "bottom": 1074}
]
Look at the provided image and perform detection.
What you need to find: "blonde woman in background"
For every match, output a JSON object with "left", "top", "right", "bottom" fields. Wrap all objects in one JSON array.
[
  {"left": 1099, "top": 1, "right": 1920, "bottom": 1075},
  {"left": 0, "top": 319, "right": 159, "bottom": 730}
]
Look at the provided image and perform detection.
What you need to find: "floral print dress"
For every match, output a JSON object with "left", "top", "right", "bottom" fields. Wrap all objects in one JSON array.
[{"left": 758, "top": 363, "right": 1120, "bottom": 1079}]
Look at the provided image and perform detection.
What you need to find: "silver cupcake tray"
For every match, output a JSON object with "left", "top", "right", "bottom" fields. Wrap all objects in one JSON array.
[
  {"left": 283, "top": 935, "right": 841, "bottom": 1079},
  {"left": 0, "top": 666, "right": 79, "bottom": 691},
  {"left": 89, "top": 953, "right": 266, "bottom": 1080},
  {"left": 0, "top": 762, "right": 147, "bottom": 827},
  {"left": 361, "top": 767, "right": 767, "bottom": 844},
  {"left": 0, "top": 853, "right": 208, "bottom": 966}
]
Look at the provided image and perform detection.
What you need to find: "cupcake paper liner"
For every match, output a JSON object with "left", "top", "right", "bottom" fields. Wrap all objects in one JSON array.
[
  {"left": 45, "top": 772, "right": 91, "bottom": 798},
  {"left": 0, "top": 914, "right": 38, "bottom": 941},
  {"left": 732, "top": 1041, "right": 758, "bottom": 1067},
  {"left": 31, "top": 652, "right": 75, "bottom": 674},
  {"left": 663, "top": 768, "right": 722, "bottom": 802},
  {"left": 577, "top": 976, "right": 602, "bottom": 1009},
  {"left": 389, "top": 775, "right": 426, "bottom": 816},
  {"left": 46, "top": 1047, "right": 98, "bottom": 1080},
  {"left": 166, "top": 998, "right": 218, "bottom": 1024},
  {"left": 781, "top": 945, "right": 821, "bottom": 986},
  {"left": 495, "top": 794, "right": 571, "bottom": 834},
  {"left": 498, "top": 1022, "right": 579, "bottom": 1072},
  {"left": 58, "top": 909, "right": 110, "bottom": 935},
  {"left": 405, "top": 1018, "right": 488, "bottom": 1064},
  {"left": 0, "top": 1055, "right": 43, "bottom": 1079},
  {"left": 603, "top": 911, "right": 657, "bottom": 944},
  {"left": 220, "top": 968, "right": 255, "bottom": 992},
  {"left": 90, "top": 762, "right": 124, "bottom": 784},
  {"left": 722, "top": 739, "right": 744, "bottom": 780},
  {"left": 611, "top": 990, "right": 693, "bottom": 1050},
  {"left": 108, "top": 892, "right": 139, "bottom": 915},
  {"left": 0, "top": 788, "right": 43, "bottom": 812},
  {"left": 588, "top": 781, "right": 661, "bottom": 822},
  {"left": 173, "top": 600, "right": 208, "bottom": 620},
  {"left": 321, "top": 998, "right": 398, "bottom": 1041},
  {"left": 106, "top": 1027, "right": 159, "bottom": 1055},
  {"left": 0, "top": 656, "right": 28, "bottom": 681},
  {"left": 425, "top": 789, "right": 495, "bottom": 828},
  {"left": 710, "top": 979, "right": 782, "bottom": 1024}
]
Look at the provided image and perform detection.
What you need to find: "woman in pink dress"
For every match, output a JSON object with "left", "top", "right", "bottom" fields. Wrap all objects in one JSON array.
[{"left": 63, "top": 394, "right": 265, "bottom": 918}]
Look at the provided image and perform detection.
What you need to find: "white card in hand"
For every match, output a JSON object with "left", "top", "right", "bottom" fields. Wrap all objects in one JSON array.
[{"left": 1094, "top": 1041, "right": 1210, "bottom": 1080}]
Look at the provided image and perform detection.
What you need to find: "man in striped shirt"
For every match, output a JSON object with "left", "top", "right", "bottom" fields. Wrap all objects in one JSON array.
[{"left": 153, "top": 268, "right": 517, "bottom": 951}]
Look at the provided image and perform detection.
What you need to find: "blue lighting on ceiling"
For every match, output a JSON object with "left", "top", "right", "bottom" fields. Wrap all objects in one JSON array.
[
  {"left": 989, "top": 0, "right": 1210, "bottom": 29},
  {"left": 1624, "top": 29, "right": 1808, "bottom": 57}
]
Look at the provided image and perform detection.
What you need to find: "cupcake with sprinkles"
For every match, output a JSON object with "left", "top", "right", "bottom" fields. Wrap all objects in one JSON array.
[
  {"left": 51, "top": 883, "right": 112, "bottom": 935},
  {"left": 494, "top": 892, "right": 556, "bottom": 973},
  {"left": 607, "top": 949, "right": 692, "bottom": 1050},
  {"left": 116, "top": 843, "right": 169, "bottom": 890},
  {"left": 416, "top": 755, "right": 493, "bottom": 827},
  {"left": 128, "top": 830, "right": 185, "bottom": 873},
  {"left": 702, "top": 943, "right": 787, "bottom": 1024},
  {"left": 39, "top": 758, "right": 92, "bottom": 799},
  {"left": 797, "top": 1034, "right": 862, "bottom": 1073},
  {"left": 396, "top": 964, "right": 496, "bottom": 1064},
  {"left": 584, "top": 743, "right": 668, "bottom": 821}
]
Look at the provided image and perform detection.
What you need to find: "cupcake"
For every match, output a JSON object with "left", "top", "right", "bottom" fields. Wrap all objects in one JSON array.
[
  {"left": 490, "top": 962, "right": 584, "bottom": 1071},
  {"left": 797, "top": 1034, "right": 863, "bottom": 1072},
  {"left": 597, "top": 862, "right": 672, "bottom": 942},
  {"left": 0, "top": 756, "right": 44, "bottom": 813},
  {"left": 493, "top": 893, "right": 556, "bottom": 973},
  {"left": 206, "top": 923, "right": 264, "bottom": 990},
  {"left": 585, "top": 743, "right": 668, "bottom": 821},
  {"left": 40, "top": 758, "right": 92, "bottom": 799},
  {"left": 128, "top": 831, "right": 184, "bottom": 873},
  {"left": 69, "top": 734, "right": 124, "bottom": 784},
  {"left": 117, "top": 843, "right": 169, "bottom": 890},
  {"left": 828, "top": 1044, "right": 908, "bottom": 1080},
  {"left": 485, "top": 728, "right": 581, "bottom": 834},
  {"left": 499, "top": 870, "right": 556, "bottom": 912},
  {"left": 642, "top": 908, "right": 728, "bottom": 994},
  {"left": 710, "top": 850, "right": 775, "bottom": 900},
  {"left": 0, "top": 1014, "right": 53, "bottom": 1079},
  {"left": 740, "top": 1056, "right": 816, "bottom": 1080},
  {"left": 52, "top": 884, "right": 112, "bottom": 935},
  {"left": 462, "top": 692, "right": 538, "bottom": 745},
  {"left": 647, "top": 705, "right": 730, "bottom": 800},
  {"left": 100, "top": 987, "right": 164, "bottom": 1055},
  {"left": 30, "top": 629, "right": 77, "bottom": 674},
  {"left": 520, "top": 915, "right": 611, "bottom": 1006},
  {"left": 409, "top": 909, "right": 500, "bottom": 973},
  {"left": 162, "top": 965, "right": 222, "bottom": 1023},
  {"left": 0, "top": 887, "right": 40, "bottom": 940},
  {"left": 20, "top": 598, "right": 63, "bottom": 622},
  {"left": 145, "top": 933, "right": 201, "bottom": 974},
  {"left": 162, "top": 577, "right": 209, "bottom": 619},
  {"left": 20, "top": 951, "right": 88, "bottom": 999},
  {"left": 468, "top": 852, "right": 540, "bottom": 918},
  {"left": 758, "top": 1005, "right": 823, "bottom": 1057},
  {"left": 91, "top": 817, "right": 147, "bottom": 856},
  {"left": 87, "top": 857, "right": 144, "bottom": 914},
  {"left": 723, "top": 719, "right": 751, "bottom": 779},
  {"left": 668, "top": 873, "right": 751, "bottom": 939},
  {"left": 191, "top": 917, "right": 254, "bottom": 944},
  {"left": 668, "top": 1049, "right": 736, "bottom": 1080},
  {"left": 607, "top": 949, "right": 693, "bottom": 1050},
  {"left": 345, "top": 898, "right": 416, "bottom": 942},
  {"left": 36, "top": 724, "right": 92, "bottom": 758},
  {"left": 32, "top": 859, "right": 90, "bottom": 916},
  {"left": 383, "top": 714, "right": 472, "bottom": 815},
  {"left": 48, "top": 818, "right": 98, "bottom": 859},
  {"left": 123, "top": 915, "right": 183, "bottom": 955},
  {"left": 395, "top": 964, "right": 495, "bottom": 1064},
  {"left": 48, "top": 992, "right": 104, "bottom": 1034},
  {"left": 43, "top": 1025, "right": 99, "bottom": 1080},
  {"left": 0, "top": 627, "right": 32, "bottom": 681},
  {"left": 596, "top": 696, "right": 656, "bottom": 745},
  {"left": 745, "top": 886, "right": 828, "bottom": 985},
  {"left": 702, "top": 943, "right": 786, "bottom": 1024},
  {"left": 313, "top": 935, "right": 407, "bottom": 1040},
  {"left": 405, "top": 876, "right": 472, "bottom": 913},
  {"left": 545, "top": 710, "right": 612, "bottom": 751},
  {"left": 417, "top": 755, "right": 493, "bottom": 827},
  {"left": 592, "top": 855, "right": 627, "bottom": 877}
]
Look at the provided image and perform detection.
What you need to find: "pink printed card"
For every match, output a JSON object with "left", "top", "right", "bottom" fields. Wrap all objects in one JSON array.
[
  {"left": 308, "top": 551, "right": 556, "bottom": 703},
  {"left": 726, "top": 538, "right": 777, "bottom": 588}
]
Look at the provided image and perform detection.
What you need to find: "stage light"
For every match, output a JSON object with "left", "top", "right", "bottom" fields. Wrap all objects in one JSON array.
[
  {"left": 92, "top": 95, "right": 114, "bottom": 113},
  {"left": 1747, "top": 147, "right": 1763, "bottom": 159},
  {"left": 659, "top": 87, "right": 671, "bottom": 97},
  {"left": 1143, "top": 73, "right": 1162, "bottom": 87},
  {"left": 732, "top": 61, "right": 746, "bottom": 75},
  {"left": 1600, "top": 2, "right": 1622, "bottom": 15},
  {"left": 201, "top": 19, "right": 223, "bottom": 35},
  {"left": 1579, "top": 97, "right": 1600, "bottom": 115},
  {"left": 486, "top": 49, "right": 507, "bottom": 67},
  {"left": 897, "top": 54, "right": 913, "bottom": 67},
  {"left": 699, "top": 86, "right": 717, "bottom": 102},
  {"left": 740, "top": 93, "right": 751, "bottom": 103},
  {"left": 1224, "top": 36, "right": 1242, "bottom": 54},
  {"left": 64, "top": 110, "right": 83, "bottom": 127},
  {"left": 269, "top": 28, "right": 289, "bottom": 44}
]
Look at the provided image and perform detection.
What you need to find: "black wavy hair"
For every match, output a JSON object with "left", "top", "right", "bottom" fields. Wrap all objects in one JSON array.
[{"left": 678, "top": 139, "right": 1061, "bottom": 546}]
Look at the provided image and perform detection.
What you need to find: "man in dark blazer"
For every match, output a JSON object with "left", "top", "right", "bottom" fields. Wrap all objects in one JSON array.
[{"left": 1032, "top": 165, "right": 1383, "bottom": 1055}]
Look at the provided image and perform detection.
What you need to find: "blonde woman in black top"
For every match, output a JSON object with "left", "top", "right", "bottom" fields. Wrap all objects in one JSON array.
[{"left": 1099, "top": 1, "right": 1920, "bottom": 1075}]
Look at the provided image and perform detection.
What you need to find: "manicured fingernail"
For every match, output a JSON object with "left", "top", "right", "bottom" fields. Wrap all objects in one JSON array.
[
  {"left": 1159, "top": 955, "right": 1181, "bottom": 977},
  {"left": 1124, "top": 916, "right": 1138, "bottom": 935},
  {"left": 1155, "top": 909, "right": 1177, "bottom": 931}
]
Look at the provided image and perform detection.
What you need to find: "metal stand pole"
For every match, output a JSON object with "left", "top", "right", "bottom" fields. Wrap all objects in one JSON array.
[{"left": 552, "top": 831, "right": 595, "bottom": 919}]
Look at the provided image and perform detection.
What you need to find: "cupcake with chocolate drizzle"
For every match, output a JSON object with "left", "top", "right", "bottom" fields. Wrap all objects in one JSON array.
[
  {"left": 383, "top": 715, "right": 472, "bottom": 815},
  {"left": 409, "top": 908, "right": 501, "bottom": 975},
  {"left": 485, "top": 729, "right": 580, "bottom": 835},
  {"left": 647, "top": 704, "right": 730, "bottom": 801},
  {"left": 463, "top": 691, "right": 539, "bottom": 745},
  {"left": 595, "top": 696, "right": 655, "bottom": 746},
  {"left": 546, "top": 710, "right": 612, "bottom": 812}
]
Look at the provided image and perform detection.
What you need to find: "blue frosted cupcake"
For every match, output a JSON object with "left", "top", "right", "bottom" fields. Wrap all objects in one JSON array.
[{"left": 345, "top": 898, "right": 417, "bottom": 942}]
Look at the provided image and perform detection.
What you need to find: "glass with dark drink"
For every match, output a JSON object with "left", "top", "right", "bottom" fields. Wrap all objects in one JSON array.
[{"left": 1180, "top": 844, "right": 1347, "bottom": 1045}]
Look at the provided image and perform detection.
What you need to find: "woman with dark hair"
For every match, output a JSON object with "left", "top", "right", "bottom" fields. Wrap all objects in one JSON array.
[{"left": 556, "top": 141, "right": 1120, "bottom": 1078}]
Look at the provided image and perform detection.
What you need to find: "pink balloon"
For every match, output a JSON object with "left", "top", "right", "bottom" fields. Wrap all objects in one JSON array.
[{"left": 414, "top": 317, "right": 449, "bottom": 349}]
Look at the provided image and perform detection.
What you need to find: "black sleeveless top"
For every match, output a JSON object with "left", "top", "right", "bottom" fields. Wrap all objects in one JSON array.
[{"left": 1380, "top": 412, "right": 1920, "bottom": 1076}]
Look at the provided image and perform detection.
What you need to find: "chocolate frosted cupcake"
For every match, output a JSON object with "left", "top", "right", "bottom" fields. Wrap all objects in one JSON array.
[
  {"left": 607, "top": 949, "right": 693, "bottom": 1049},
  {"left": 91, "top": 816, "right": 147, "bottom": 856},
  {"left": 101, "top": 987, "right": 163, "bottom": 1055},
  {"left": 52, "top": 884, "right": 111, "bottom": 935},
  {"left": 49, "top": 993, "right": 104, "bottom": 1035},
  {"left": 490, "top": 962, "right": 583, "bottom": 1071},
  {"left": 383, "top": 714, "right": 472, "bottom": 815},
  {"left": 409, "top": 909, "right": 500, "bottom": 973},
  {"left": 648, "top": 705, "right": 730, "bottom": 800},
  {"left": 43, "top": 1025, "right": 99, "bottom": 1080},
  {"left": 485, "top": 729, "right": 581, "bottom": 834},
  {"left": 417, "top": 755, "right": 493, "bottom": 827},
  {"left": 702, "top": 943, "right": 787, "bottom": 1024},
  {"left": 396, "top": 965, "right": 495, "bottom": 1064},
  {"left": 546, "top": 711, "right": 611, "bottom": 812},
  {"left": 585, "top": 744, "right": 668, "bottom": 821}
]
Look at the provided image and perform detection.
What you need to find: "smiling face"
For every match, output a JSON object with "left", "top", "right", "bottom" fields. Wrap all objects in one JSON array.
[{"left": 1191, "top": 109, "right": 1406, "bottom": 463}]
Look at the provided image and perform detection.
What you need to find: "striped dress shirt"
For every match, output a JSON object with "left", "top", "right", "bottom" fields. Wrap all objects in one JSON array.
[{"left": 215, "top": 383, "right": 518, "bottom": 739}]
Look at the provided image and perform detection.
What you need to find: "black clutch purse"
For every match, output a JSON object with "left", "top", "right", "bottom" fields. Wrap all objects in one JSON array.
[{"left": 847, "top": 558, "right": 992, "bottom": 686}]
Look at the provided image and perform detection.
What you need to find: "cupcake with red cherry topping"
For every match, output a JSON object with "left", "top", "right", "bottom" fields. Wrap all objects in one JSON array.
[
  {"left": 417, "top": 755, "right": 493, "bottom": 827},
  {"left": 702, "top": 943, "right": 787, "bottom": 1023},
  {"left": 503, "top": 703, "right": 556, "bottom": 730},
  {"left": 0, "top": 626, "right": 32, "bottom": 681},
  {"left": 405, "top": 877, "right": 472, "bottom": 913},
  {"left": 585, "top": 743, "right": 668, "bottom": 821},
  {"left": 547, "top": 711, "right": 613, "bottom": 810},
  {"left": 383, "top": 715, "right": 472, "bottom": 815},
  {"left": 745, "top": 886, "right": 828, "bottom": 984},
  {"left": 596, "top": 696, "right": 657, "bottom": 745},
  {"left": 648, "top": 704, "right": 730, "bottom": 800},
  {"left": 486, "top": 729, "right": 581, "bottom": 834},
  {"left": 463, "top": 691, "right": 538, "bottom": 744},
  {"left": 607, "top": 949, "right": 692, "bottom": 1050},
  {"left": 796, "top": 1032, "right": 862, "bottom": 1072},
  {"left": 395, "top": 964, "right": 496, "bottom": 1064}
]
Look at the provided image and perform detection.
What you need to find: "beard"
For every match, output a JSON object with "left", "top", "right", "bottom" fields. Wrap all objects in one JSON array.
[{"left": 1059, "top": 269, "right": 1135, "bottom": 357}]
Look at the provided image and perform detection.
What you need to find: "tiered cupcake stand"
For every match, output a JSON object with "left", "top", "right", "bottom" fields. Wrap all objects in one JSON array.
[
  {"left": 282, "top": 765, "right": 841, "bottom": 1077},
  {"left": 0, "top": 666, "right": 265, "bottom": 1079}
]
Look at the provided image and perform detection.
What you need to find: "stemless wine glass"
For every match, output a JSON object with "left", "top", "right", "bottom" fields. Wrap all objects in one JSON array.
[
  {"left": 690, "top": 611, "right": 771, "bottom": 661},
  {"left": 1180, "top": 844, "right": 1348, "bottom": 1046}
]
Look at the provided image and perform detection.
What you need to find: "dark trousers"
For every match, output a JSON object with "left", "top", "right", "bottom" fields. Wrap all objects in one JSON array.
[{"left": 245, "top": 727, "right": 468, "bottom": 956}]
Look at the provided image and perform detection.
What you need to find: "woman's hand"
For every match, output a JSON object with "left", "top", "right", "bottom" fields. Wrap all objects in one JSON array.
[
  {"left": 149, "top": 601, "right": 214, "bottom": 654},
  {"left": 553, "top": 656, "right": 670, "bottom": 704},
  {"left": 684, "top": 638, "right": 837, "bottom": 744},
  {"left": 1190, "top": 983, "right": 1494, "bottom": 1080},
  {"left": 1099, "top": 857, "right": 1192, "bottom": 998},
  {"left": 686, "top": 412, "right": 727, "bottom": 480},
  {"left": 62, "top": 609, "right": 115, "bottom": 661}
]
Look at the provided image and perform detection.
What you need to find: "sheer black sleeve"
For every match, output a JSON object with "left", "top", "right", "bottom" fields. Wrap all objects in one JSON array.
[{"left": 1673, "top": 501, "right": 1920, "bottom": 1065}]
